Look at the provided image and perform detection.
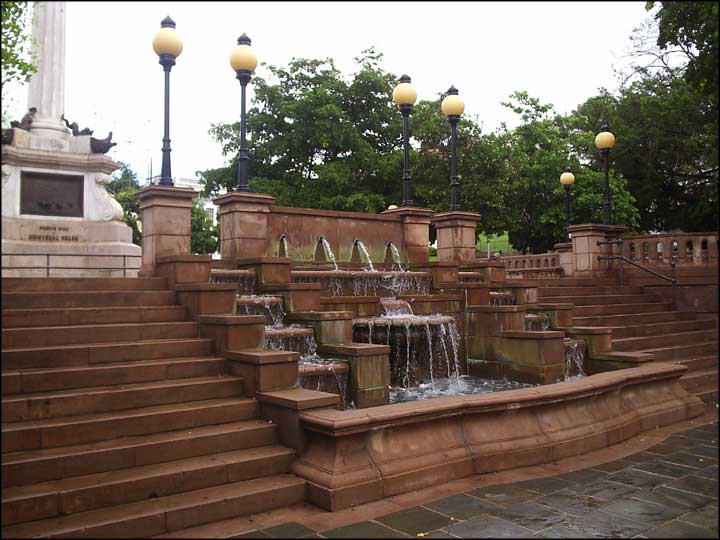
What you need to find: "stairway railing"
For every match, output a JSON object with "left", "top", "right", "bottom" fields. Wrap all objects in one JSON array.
[{"left": 598, "top": 237, "right": 677, "bottom": 307}]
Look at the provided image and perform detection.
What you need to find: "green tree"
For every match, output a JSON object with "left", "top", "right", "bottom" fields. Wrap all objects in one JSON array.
[
  {"left": 1, "top": 1, "right": 36, "bottom": 111},
  {"left": 109, "top": 162, "right": 141, "bottom": 245},
  {"left": 190, "top": 201, "right": 218, "bottom": 255},
  {"left": 495, "top": 92, "right": 638, "bottom": 253}
]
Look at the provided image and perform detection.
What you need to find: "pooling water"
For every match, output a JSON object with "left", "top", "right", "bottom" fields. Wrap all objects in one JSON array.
[{"left": 390, "top": 375, "right": 538, "bottom": 403}]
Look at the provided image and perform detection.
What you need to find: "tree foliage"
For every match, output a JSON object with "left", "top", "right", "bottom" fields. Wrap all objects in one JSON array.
[
  {"left": 190, "top": 202, "right": 219, "bottom": 255},
  {"left": 1, "top": 1, "right": 36, "bottom": 103}
]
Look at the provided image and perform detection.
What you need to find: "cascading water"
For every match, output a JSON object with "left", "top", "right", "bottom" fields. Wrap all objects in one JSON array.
[
  {"left": 354, "top": 240, "right": 376, "bottom": 272},
  {"left": 278, "top": 234, "right": 289, "bottom": 258},
  {"left": 525, "top": 313, "right": 551, "bottom": 331},
  {"left": 297, "top": 357, "right": 351, "bottom": 409},
  {"left": 318, "top": 237, "right": 339, "bottom": 271},
  {"left": 387, "top": 242, "right": 406, "bottom": 272},
  {"left": 490, "top": 290, "right": 516, "bottom": 306},
  {"left": 292, "top": 271, "right": 432, "bottom": 297},
  {"left": 209, "top": 269, "right": 257, "bottom": 294},
  {"left": 236, "top": 295, "right": 286, "bottom": 327},
  {"left": 563, "top": 338, "right": 588, "bottom": 381}
]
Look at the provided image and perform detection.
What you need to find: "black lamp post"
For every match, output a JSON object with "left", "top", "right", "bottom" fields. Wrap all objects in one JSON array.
[
  {"left": 595, "top": 124, "right": 616, "bottom": 225},
  {"left": 560, "top": 167, "right": 575, "bottom": 240},
  {"left": 152, "top": 16, "right": 183, "bottom": 186},
  {"left": 392, "top": 75, "right": 418, "bottom": 207},
  {"left": 441, "top": 86, "right": 465, "bottom": 211},
  {"left": 229, "top": 34, "right": 258, "bottom": 192}
]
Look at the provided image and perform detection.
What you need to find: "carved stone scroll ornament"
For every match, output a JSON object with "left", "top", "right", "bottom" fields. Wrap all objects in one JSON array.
[
  {"left": 87, "top": 172, "right": 124, "bottom": 221},
  {"left": 1, "top": 164, "right": 15, "bottom": 216}
]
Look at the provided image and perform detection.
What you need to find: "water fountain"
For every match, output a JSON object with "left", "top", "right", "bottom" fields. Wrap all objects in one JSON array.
[
  {"left": 489, "top": 289, "right": 516, "bottom": 306},
  {"left": 563, "top": 338, "right": 588, "bottom": 380},
  {"left": 277, "top": 234, "right": 289, "bottom": 258},
  {"left": 314, "top": 237, "right": 339, "bottom": 271},
  {"left": 209, "top": 268, "right": 257, "bottom": 294},
  {"left": 524, "top": 312, "right": 550, "bottom": 331},
  {"left": 384, "top": 241, "right": 406, "bottom": 271},
  {"left": 352, "top": 239, "right": 376, "bottom": 271},
  {"left": 236, "top": 295, "right": 285, "bottom": 327}
]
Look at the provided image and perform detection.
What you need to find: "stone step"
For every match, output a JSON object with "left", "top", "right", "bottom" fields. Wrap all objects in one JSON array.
[
  {"left": 0, "top": 474, "right": 306, "bottom": 538},
  {"left": 675, "top": 355, "right": 718, "bottom": 372},
  {"left": 695, "top": 387, "right": 719, "bottom": 406},
  {"left": 2, "top": 446, "right": 296, "bottom": 525},
  {"left": 2, "top": 357, "right": 228, "bottom": 395},
  {"left": 1, "top": 290, "right": 177, "bottom": 310},
  {"left": 530, "top": 277, "right": 619, "bottom": 286},
  {"left": 643, "top": 341, "right": 719, "bottom": 361},
  {"left": 2, "top": 376, "right": 244, "bottom": 422},
  {"left": 2, "top": 419, "right": 278, "bottom": 488},
  {"left": 612, "top": 329, "right": 717, "bottom": 352},
  {"left": 1, "top": 305, "right": 188, "bottom": 329},
  {"left": 2, "top": 321, "right": 199, "bottom": 349},
  {"left": 538, "top": 286, "right": 645, "bottom": 297},
  {"left": 1, "top": 277, "right": 169, "bottom": 293},
  {"left": 609, "top": 319, "right": 716, "bottom": 339},
  {"left": 2, "top": 337, "right": 215, "bottom": 370},
  {"left": 572, "top": 302, "right": 674, "bottom": 317},
  {"left": 2, "top": 397, "right": 258, "bottom": 453},
  {"left": 680, "top": 367, "right": 719, "bottom": 394},
  {"left": 544, "top": 294, "right": 653, "bottom": 306},
  {"left": 572, "top": 311, "right": 697, "bottom": 327}
]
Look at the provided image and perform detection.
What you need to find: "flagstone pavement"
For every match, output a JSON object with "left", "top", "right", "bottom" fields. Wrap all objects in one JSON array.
[{"left": 176, "top": 409, "right": 718, "bottom": 539}]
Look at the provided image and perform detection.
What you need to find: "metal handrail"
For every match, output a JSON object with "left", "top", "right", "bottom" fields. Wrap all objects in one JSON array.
[
  {"left": 598, "top": 252, "right": 677, "bottom": 307},
  {"left": 2, "top": 253, "right": 141, "bottom": 278}
]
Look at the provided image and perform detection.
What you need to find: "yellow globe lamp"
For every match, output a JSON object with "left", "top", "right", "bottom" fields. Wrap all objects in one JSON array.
[
  {"left": 230, "top": 34, "right": 258, "bottom": 72},
  {"left": 441, "top": 86, "right": 465, "bottom": 117},
  {"left": 387, "top": 204, "right": 399, "bottom": 210},
  {"left": 393, "top": 75, "right": 417, "bottom": 106},
  {"left": 595, "top": 125, "right": 616, "bottom": 150},
  {"left": 153, "top": 16, "right": 183, "bottom": 57},
  {"left": 560, "top": 168, "right": 575, "bottom": 186}
]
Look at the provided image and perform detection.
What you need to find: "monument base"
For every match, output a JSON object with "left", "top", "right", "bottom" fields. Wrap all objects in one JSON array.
[{"left": 1, "top": 217, "right": 140, "bottom": 277}]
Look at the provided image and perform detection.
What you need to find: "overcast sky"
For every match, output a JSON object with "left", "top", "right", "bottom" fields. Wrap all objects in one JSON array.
[{"left": 6, "top": 1, "right": 653, "bottom": 183}]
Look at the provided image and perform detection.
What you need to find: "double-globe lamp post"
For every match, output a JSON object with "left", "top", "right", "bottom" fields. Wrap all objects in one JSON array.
[
  {"left": 229, "top": 34, "right": 258, "bottom": 192},
  {"left": 595, "top": 124, "right": 616, "bottom": 225},
  {"left": 560, "top": 167, "right": 575, "bottom": 241},
  {"left": 441, "top": 86, "right": 465, "bottom": 211},
  {"left": 392, "top": 75, "right": 418, "bottom": 207},
  {"left": 152, "top": 16, "right": 183, "bottom": 186}
]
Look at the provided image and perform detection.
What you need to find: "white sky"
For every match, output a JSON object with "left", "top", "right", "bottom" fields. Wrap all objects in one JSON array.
[{"left": 5, "top": 1, "right": 653, "bottom": 183}]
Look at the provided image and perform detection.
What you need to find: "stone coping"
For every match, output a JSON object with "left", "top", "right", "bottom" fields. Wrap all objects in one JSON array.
[
  {"left": 135, "top": 185, "right": 197, "bottom": 199},
  {"left": 196, "top": 314, "right": 266, "bottom": 325},
  {"left": 444, "top": 282, "right": 490, "bottom": 289},
  {"left": 1, "top": 144, "right": 118, "bottom": 173},
  {"left": 459, "top": 260, "right": 506, "bottom": 269},
  {"left": 292, "top": 270, "right": 430, "bottom": 278},
  {"left": 272, "top": 205, "right": 402, "bottom": 222},
  {"left": 562, "top": 326, "right": 612, "bottom": 335},
  {"left": 430, "top": 211, "right": 482, "bottom": 224},
  {"left": 490, "top": 281, "right": 538, "bottom": 288},
  {"left": 225, "top": 349, "right": 300, "bottom": 364},
  {"left": 410, "top": 261, "right": 461, "bottom": 268},
  {"left": 467, "top": 305, "right": 527, "bottom": 313},
  {"left": 287, "top": 311, "right": 354, "bottom": 321},
  {"left": 381, "top": 207, "right": 435, "bottom": 217},
  {"left": 592, "top": 351, "right": 656, "bottom": 363},
  {"left": 318, "top": 343, "right": 391, "bottom": 357},
  {"left": 213, "top": 191, "right": 276, "bottom": 205},
  {"left": 397, "top": 294, "right": 463, "bottom": 301},
  {"left": 174, "top": 283, "right": 238, "bottom": 291},
  {"left": 567, "top": 223, "right": 628, "bottom": 234},
  {"left": 261, "top": 283, "right": 322, "bottom": 291},
  {"left": 299, "top": 363, "right": 689, "bottom": 436},
  {"left": 527, "top": 303, "right": 574, "bottom": 310},
  {"left": 258, "top": 388, "right": 340, "bottom": 410},
  {"left": 232, "top": 257, "right": 291, "bottom": 265},
  {"left": 320, "top": 296, "right": 381, "bottom": 304},
  {"left": 156, "top": 255, "right": 212, "bottom": 263},
  {"left": 210, "top": 268, "right": 256, "bottom": 276},
  {"left": 501, "top": 330, "right": 566, "bottom": 339}
]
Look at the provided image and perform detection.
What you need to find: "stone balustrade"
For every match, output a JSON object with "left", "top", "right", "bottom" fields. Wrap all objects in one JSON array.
[
  {"left": 621, "top": 232, "right": 718, "bottom": 267},
  {"left": 498, "top": 253, "right": 563, "bottom": 279}
]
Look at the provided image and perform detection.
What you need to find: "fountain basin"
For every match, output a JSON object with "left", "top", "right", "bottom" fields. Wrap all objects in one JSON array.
[
  {"left": 209, "top": 268, "right": 257, "bottom": 294},
  {"left": 293, "top": 363, "right": 703, "bottom": 511},
  {"left": 265, "top": 325, "right": 317, "bottom": 357},
  {"left": 292, "top": 270, "right": 432, "bottom": 297}
]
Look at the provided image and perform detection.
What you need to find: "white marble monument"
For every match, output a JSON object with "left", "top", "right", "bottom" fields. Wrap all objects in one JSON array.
[{"left": 1, "top": 1, "right": 141, "bottom": 277}]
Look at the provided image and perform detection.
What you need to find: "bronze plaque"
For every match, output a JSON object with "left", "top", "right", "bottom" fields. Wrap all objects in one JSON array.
[{"left": 20, "top": 172, "right": 84, "bottom": 217}]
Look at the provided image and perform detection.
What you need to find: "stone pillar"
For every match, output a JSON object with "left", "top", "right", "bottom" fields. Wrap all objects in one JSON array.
[
  {"left": 136, "top": 186, "right": 196, "bottom": 276},
  {"left": 568, "top": 224, "right": 628, "bottom": 276},
  {"left": 214, "top": 191, "right": 275, "bottom": 260},
  {"left": 26, "top": 1, "right": 70, "bottom": 141},
  {"left": 431, "top": 211, "right": 481, "bottom": 262},
  {"left": 553, "top": 241, "right": 573, "bottom": 277},
  {"left": 381, "top": 207, "right": 434, "bottom": 263}
]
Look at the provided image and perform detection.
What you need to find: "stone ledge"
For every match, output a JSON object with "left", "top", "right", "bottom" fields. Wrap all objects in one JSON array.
[
  {"left": 197, "top": 314, "right": 265, "bottom": 325},
  {"left": 529, "top": 303, "right": 574, "bottom": 310},
  {"left": 174, "top": 283, "right": 238, "bottom": 291},
  {"left": 318, "top": 343, "right": 391, "bottom": 357},
  {"left": 562, "top": 326, "right": 612, "bottom": 335},
  {"left": 258, "top": 388, "right": 340, "bottom": 410},
  {"left": 261, "top": 283, "right": 322, "bottom": 291},
  {"left": 231, "top": 257, "right": 291, "bottom": 265},
  {"left": 467, "top": 305, "right": 527, "bottom": 313},
  {"left": 156, "top": 255, "right": 212, "bottom": 263},
  {"left": 501, "top": 330, "right": 566, "bottom": 339},
  {"left": 287, "top": 311, "right": 354, "bottom": 321},
  {"left": 592, "top": 351, "right": 656, "bottom": 363},
  {"left": 226, "top": 349, "right": 300, "bottom": 364}
]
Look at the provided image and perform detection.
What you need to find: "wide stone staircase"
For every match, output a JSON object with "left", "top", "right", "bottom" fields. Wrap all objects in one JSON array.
[
  {"left": 537, "top": 277, "right": 718, "bottom": 405},
  {"left": 1, "top": 277, "right": 305, "bottom": 538}
]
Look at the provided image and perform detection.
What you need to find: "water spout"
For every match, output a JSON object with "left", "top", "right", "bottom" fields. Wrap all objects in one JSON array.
[
  {"left": 353, "top": 239, "right": 376, "bottom": 272},
  {"left": 385, "top": 241, "right": 406, "bottom": 271},
  {"left": 315, "top": 237, "right": 339, "bottom": 271},
  {"left": 278, "top": 234, "right": 288, "bottom": 258}
]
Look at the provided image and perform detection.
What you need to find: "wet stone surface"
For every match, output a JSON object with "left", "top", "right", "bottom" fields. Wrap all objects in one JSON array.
[{"left": 251, "top": 422, "right": 718, "bottom": 539}]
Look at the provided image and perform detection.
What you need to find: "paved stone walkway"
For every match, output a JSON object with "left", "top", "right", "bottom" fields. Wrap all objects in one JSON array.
[{"left": 229, "top": 417, "right": 718, "bottom": 539}]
